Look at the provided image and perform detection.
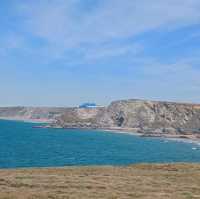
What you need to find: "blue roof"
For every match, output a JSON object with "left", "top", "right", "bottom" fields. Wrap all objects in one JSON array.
[{"left": 79, "top": 103, "right": 97, "bottom": 108}]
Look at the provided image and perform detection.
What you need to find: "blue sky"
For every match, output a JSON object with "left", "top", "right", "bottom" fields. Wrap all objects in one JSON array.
[{"left": 0, "top": 0, "right": 200, "bottom": 107}]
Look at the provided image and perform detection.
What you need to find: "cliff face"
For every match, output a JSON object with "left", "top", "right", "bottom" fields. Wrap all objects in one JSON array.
[
  {"left": 56, "top": 107, "right": 106, "bottom": 128},
  {"left": 96, "top": 100, "right": 200, "bottom": 132},
  {"left": 1, "top": 99, "right": 200, "bottom": 135},
  {"left": 99, "top": 100, "right": 200, "bottom": 128},
  {"left": 0, "top": 107, "right": 68, "bottom": 122},
  {"left": 56, "top": 99, "right": 200, "bottom": 134}
]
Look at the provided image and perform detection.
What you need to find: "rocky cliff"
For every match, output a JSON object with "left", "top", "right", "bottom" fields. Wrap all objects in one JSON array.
[
  {"left": 0, "top": 107, "right": 68, "bottom": 122},
  {"left": 56, "top": 107, "right": 106, "bottom": 128},
  {"left": 98, "top": 99, "right": 200, "bottom": 128},
  {"left": 55, "top": 99, "right": 200, "bottom": 136},
  {"left": 1, "top": 99, "right": 200, "bottom": 136}
]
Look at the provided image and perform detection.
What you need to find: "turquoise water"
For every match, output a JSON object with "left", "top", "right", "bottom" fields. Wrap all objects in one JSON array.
[{"left": 0, "top": 120, "right": 200, "bottom": 168}]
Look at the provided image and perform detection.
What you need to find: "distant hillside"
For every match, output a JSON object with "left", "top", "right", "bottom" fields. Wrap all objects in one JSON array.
[
  {"left": 97, "top": 99, "right": 200, "bottom": 129},
  {"left": 0, "top": 107, "right": 68, "bottom": 123},
  {"left": 55, "top": 99, "right": 200, "bottom": 136},
  {"left": 1, "top": 99, "right": 200, "bottom": 136}
]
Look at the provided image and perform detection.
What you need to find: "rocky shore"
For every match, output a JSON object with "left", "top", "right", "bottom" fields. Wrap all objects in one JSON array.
[
  {"left": 44, "top": 125, "right": 200, "bottom": 143},
  {"left": 1, "top": 99, "right": 200, "bottom": 142},
  {"left": 52, "top": 99, "right": 200, "bottom": 142}
]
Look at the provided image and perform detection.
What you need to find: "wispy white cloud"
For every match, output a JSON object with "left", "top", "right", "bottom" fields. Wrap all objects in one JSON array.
[
  {"left": 20, "top": 1, "right": 200, "bottom": 40},
  {"left": 15, "top": 0, "right": 200, "bottom": 59},
  {"left": 79, "top": 42, "right": 143, "bottom": 63},
  {"left": 1, "top": 0, "right": 200, "bottom": 106}
]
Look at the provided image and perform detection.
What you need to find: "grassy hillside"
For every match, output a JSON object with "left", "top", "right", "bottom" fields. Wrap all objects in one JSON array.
[{"left": 0, "top": 164, "right": 200, "bottom": 199}]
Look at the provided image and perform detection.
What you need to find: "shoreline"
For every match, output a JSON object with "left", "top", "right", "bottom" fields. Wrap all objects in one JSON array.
[
  {"left": 101, "top": 128, "right": 200, "bottom": 146},
  {"left": 1, "top": 117, "right": 200, "bottom": 145},
  {"left": 45, "top": 125, "right": 200, "bottom": 146},
  {"left": 0, "top": 162, "right": 199, "bottom": 171},
  {"left": 0, "top": 117, "right": 53, "bottom": 124}
]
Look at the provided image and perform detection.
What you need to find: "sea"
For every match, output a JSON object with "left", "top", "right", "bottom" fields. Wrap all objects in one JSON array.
[{"left": 0, "top": 119, "right": 200, "bottom": 168}]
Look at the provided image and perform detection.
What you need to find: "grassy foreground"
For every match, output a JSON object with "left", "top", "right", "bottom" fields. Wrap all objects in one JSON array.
[{"left": 0, "top": 164, "right": 200, "bottom": 199}]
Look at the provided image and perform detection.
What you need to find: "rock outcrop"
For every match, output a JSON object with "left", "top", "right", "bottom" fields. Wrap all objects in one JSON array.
[
  {"left": 0, "top": 107, "right": 68, "bottom": 122},
  {"left": 98, "top": 99, "right": 200, "bottom": 128},
  {"left": 55, "top": 99, "right": 200, "bottom": 135},
  {"left": 1, "top": 99, "right": 200, "bottom": 136},
  {"left": 56, "top": 107, "right": 106, "bottom": 128}
]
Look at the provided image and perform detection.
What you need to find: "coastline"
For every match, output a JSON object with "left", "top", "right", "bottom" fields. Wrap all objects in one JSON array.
[
  {"left": 1, "top": 117, "right": 200, "bottom": 145},
  {"left": 0, "top": 117, "right": 53, "bottom": 124},
  {"left": 45, "top": 124, "right": 200, "bottom": 146},
  {"left": 101, "top": 127, "right": 200, "bottom": 146}
]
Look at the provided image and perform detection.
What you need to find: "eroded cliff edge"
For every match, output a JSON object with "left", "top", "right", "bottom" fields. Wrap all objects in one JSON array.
[
  {"left": 0, "top": 107, "right": 68, "bottom": 123},
  {"left": 55, "top": 99, "right": 200, "bottom": 138},
  {"left": 1, "top": 99, "right": 200, "bottom": 139}
]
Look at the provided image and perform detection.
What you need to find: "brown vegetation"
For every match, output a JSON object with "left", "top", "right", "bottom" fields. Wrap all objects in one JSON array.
[{"left": 0, "top": 164, "right": 200, "bottom": 199}]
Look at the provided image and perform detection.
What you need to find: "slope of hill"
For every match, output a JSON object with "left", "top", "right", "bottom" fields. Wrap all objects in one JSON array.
[
  {"left": 0, "top": 107, "right": 68, "bottom": 123},
  {"left": 55, "top": 99, "right": 200, "bottom": 138},
  {"left": 0, "top": 164, "right": 200, "bottom": 199},
  {"left": 1, "top": 99, "right": 200, "bottom": 138}
]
